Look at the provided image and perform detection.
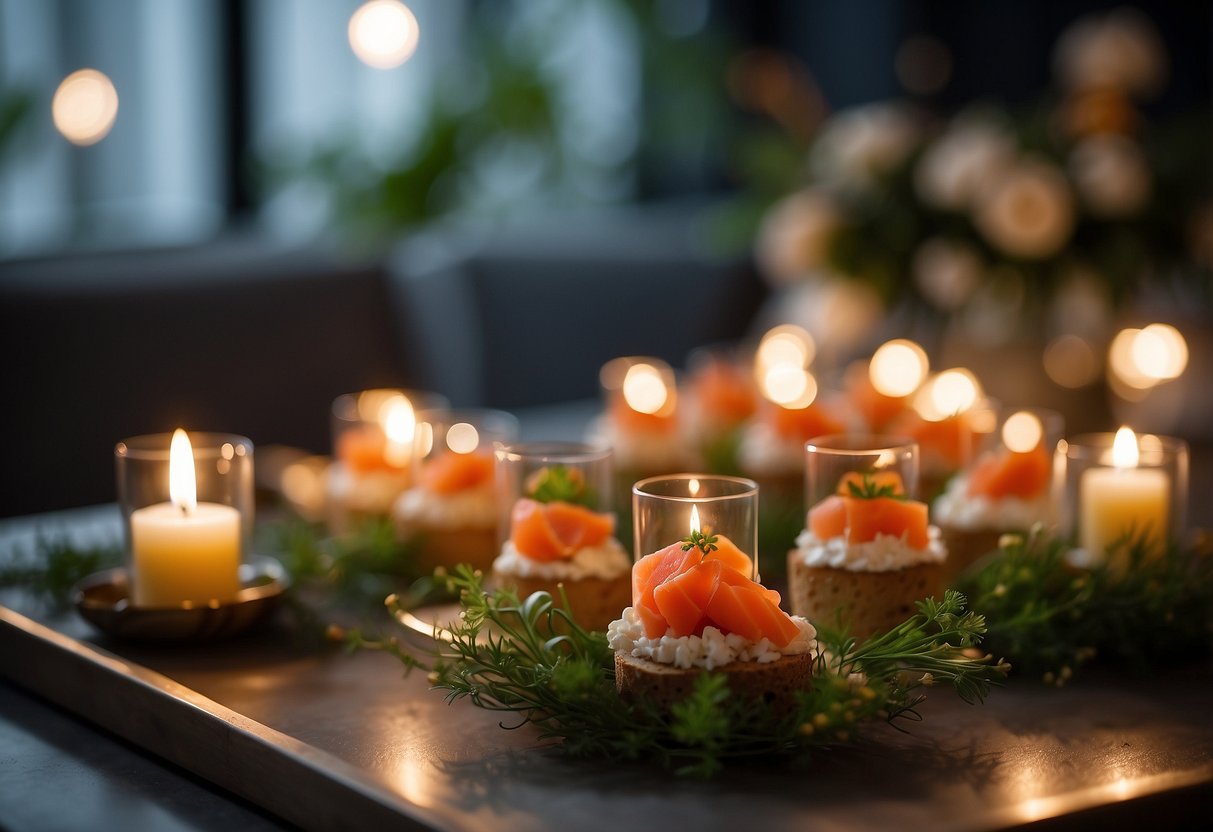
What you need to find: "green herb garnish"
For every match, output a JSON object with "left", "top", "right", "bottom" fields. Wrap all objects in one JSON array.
[
  {"left": 681, "top": 529, "right": 719, "bottom": 555},
  {"left": 0, "top": 533, "right": 122, "bottom": 607},
  {"left": 526, "top": 465, "right": 596, "bottom": 507},
  {"left": 360, "top": 567, "right": 1006, "bottom": 777},
  {"left": 846, "top": 472, "right": 905, "bottom": 500}
]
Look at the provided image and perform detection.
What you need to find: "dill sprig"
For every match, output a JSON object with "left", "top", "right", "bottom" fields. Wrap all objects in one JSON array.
[
  {"left": 368, "top": 567, "right": 1006, "bottom": 777},
  {"left": 846, "top": 473, "right": 905, "bottom": 500},
  {"left": 958, "top": 528, "right": 1213, "bottom": 684},
  {"left": 681, "top": 529, "right": 719, "bottom": 554}
]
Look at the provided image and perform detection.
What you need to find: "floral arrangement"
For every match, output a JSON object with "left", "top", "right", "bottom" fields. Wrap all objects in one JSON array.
[{"left": 754, "top": 8, "right": 1211, "bottom": 342}]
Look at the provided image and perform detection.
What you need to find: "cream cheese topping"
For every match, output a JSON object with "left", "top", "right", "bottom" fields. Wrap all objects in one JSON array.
[
  {"left": 393, "top": 481, "right": 497, "bottom": 530},
  {"left": 793, "top": 527, "right": 947, "bottom": 572},
  {"left": 327, "top": 463, "right": 409, "bottom": 514},
  {"left": 492, "top": 537, "right": 632, "bottom": 581},
  {"left": 932, "top": 473, "right": 1054, "bottom": 531},
  {"left": 607, "top": 606, "right": 818, "bottom": 670}
]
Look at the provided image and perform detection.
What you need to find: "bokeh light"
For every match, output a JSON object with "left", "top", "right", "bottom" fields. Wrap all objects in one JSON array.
[
  {"left": 349, "top": 0, "right": 420, "bottom": 69},
  {"left": 1002, "top": 411, "right": 1044, "bottom": 453},
  {"left": 52, "top": 69, "right": 119, "bottom": 146},
  {"left": 756, "top": 324, "right": 816, "bottom": 372},
  {"left": 622, "top": 363, "right": 670, "bottom": 414},
  {"left": 759, "top": 364, "right": 818, "bottom": 409},
  {"left": 1043, "top": 334, "right": 1099, "bottom": 388},
  {"left": 445, "top": 422, "right": 479, "bottom": 454},
  {"left": 869, "top": 339, "right": 929, "bottom": 397},
  {"left": 914, "top": 368, "right": 982, "bottom": 421}
]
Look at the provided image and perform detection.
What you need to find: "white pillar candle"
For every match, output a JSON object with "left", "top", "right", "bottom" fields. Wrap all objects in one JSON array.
[
  {"left": 1079, "top": 427, "right": 1169, "bottom": 570},
  {"left": 130, "top": 429, "right": 242, "bottom": 607}
]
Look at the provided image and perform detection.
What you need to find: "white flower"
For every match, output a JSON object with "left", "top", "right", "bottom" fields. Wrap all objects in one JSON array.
[
  {"left": 1069, "top": 135, "right": 1151, "bottom": 218},
  {"left": 913, "top": 237, "right": 985, "bottom": 310},
  {"left": 810, "top": 102, "right": 921, "bottom": 188},
  {"left": 1053, "top": 7, "right": 1167, "bottom": 97},
  {"left": 915, "top": 119, "right": 1015, "bottom": 210},
  {"left": 975, "top": 160, "right": 1075, "bottom": 259},
  {"left": 755, "top": 189, "right": 842, "bottom": 286}
]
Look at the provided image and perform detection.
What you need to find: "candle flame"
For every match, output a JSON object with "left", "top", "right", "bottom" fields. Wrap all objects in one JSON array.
[
  {"left": 1112, "top": 426, "right": 1139, "bottom": 469},
  {"left": 622, "top": 363, "right": 670, "bottom": 415},
  {"left": 381, "top": 395, "right": 416, "bottom": 468},
  {"left": 1002, "top": 411, "right": 1043, "bottom": 453},
  {"left": 689, "top": 504, "right": 701, "bottom": 534},
  {"left": 169, "top": 428, "right": 197, "bottom": 514},
  {"left": 869, "top": 339, "right": 929, "bottom": 398}
]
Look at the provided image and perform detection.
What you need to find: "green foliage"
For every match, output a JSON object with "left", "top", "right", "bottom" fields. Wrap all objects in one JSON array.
[
  {"left": 0, "top": 534, "right": 122, "bottom": 607},
  {"left": 372, "top": 567, "right": 1005, "bottom": 776},
  {"left": 959, "top": 529, "right": 1213, "bottom": 683}
]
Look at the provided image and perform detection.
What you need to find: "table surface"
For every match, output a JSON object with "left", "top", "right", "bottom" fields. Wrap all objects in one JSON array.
[{"left": 3, "top": 405, "right": 1213, "bottom": 832}]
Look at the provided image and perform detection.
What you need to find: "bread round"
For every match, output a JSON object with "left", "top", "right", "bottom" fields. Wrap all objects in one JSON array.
[
  {"left": 491, "top": 569, "right": 632, "bottom": 633},
  {"left": 614, "top": 650, "right": 813, "bottom": 714},
  {"left": 787, "top": 555, "right": 945, "bottom": 642},
  {"left": 401, "top": 525, "right": 498, "bottom": 573},
  {"left": 937, "top": 525, "right": 1004, "bottom": 582}
]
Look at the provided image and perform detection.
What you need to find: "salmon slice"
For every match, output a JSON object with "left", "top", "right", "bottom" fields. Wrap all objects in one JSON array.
[
  {"left": 653, "top": 560, "right": 722, "bottom": 637},
  {"left": 848, "top": 496, "right": 930, "bottom": 549},
  {"left": 836, "top": 470, "right": 906, "bottom": 497},
  {"left": 967, "top": 448, "right": 1050, "bottom": 499},
  {"left": 809, "top": 494, "right": 930, "bottom": 549},
  {"left": 336, "top": 427, "right": 393, "bottom": 473},
  {"left": 704, "top": 581, "right": 765, "bottom": 642},
  {"left": 847, "top": 367, "right": 909, "bottom": 432},
  {"left": 509, "top": 499, "right": 615, "bottom": 561},
  {"left": 770, "top": 401, "right": 846, "bottom": 442},
  {"left": 734, "top": 583, "right": 802, "bottom": 647},
  {"left": 718, "top": 561, "right": 782, "bottom": 607},
  {"left": 635, "top": 602, "right": 670, "bottom": 640},
  {"left": 691, "top": 359, "right": 757, "bottom": 425},
  {"left": 419, "top": 451, "right": 494, "bottom": 494},
  {"left": 635, "top": 543, "right": 702, "bottom": 612},
  {"left": 608, "top": 394, "right": 676, "bottom": 434},
  {"left": 808, "top": 495, "right": 849, "bottom": 541},
  {"left": 704, "top": 534, "right": 753, "bottom": 577},
  {"left": 892, "top": 412, "right": 971, "bottom": 469}
]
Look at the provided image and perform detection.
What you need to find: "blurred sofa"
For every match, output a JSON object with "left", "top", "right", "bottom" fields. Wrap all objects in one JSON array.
[{"left": 0, "top": 208, "right": 764, "bottom": 516}]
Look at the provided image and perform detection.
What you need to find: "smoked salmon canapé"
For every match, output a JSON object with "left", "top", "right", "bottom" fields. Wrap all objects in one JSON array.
[
  {"left": 608, "top": 530, "right": 817, "bottom": 711},
  {"left": 491, "top": 491, "right": 633, "bottom": 633},
  {"left": 932, "top": 445, "right": 1056, "bottom": 579},
  {"left": 788, "top": 471, "right": 947, "bottom": 642},
  {"left": 392, "top": 450, "right": 502, "bottom": 573}
]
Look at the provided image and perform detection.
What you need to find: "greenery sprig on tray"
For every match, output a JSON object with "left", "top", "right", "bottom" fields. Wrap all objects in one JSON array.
[
  {"left": 959, "top": 529, "right": 1213, "bottom": 683},
  {"left": 365, "top": 566, "right": 1008, "bottom": 777},
  {"left": 0, "top": 533, "right": 122, "bottom": 607}
]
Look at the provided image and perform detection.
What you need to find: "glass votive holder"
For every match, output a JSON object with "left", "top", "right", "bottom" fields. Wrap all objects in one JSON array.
[
  {"left": 1059, "top": 429, "right": 1189, "bottom": 570},
  {"left": 414, "top": 408, "right": 521, "bottom": 474},
  {"left": 684, "top": 341, "right": 759, "bottom": 436},
  {"left": 804, "top": 435, "right": 919, "bottom": 509},
  {"left": 115, "top": 431, "right": 254, "bottom": 608},
  {"left": 328, "top": 388, "right": 449, "bottom": 529},
  {"left": 980, "top": 407, "right": 1065, "bottom": 458},
  {"left": 496, "top": 442, "right": 617, "bottom": 543},
  {"left": 632, "top": 474, "right": 759, "bottom": 579}
]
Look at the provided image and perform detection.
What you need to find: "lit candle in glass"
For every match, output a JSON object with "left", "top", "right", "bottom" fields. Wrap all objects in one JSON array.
[
  {"left": 1079, "top": 426, "right": 1170, "bottom": 566},
  {"left": 128, "top": 429, "right": 242, "bottom": 607}
]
